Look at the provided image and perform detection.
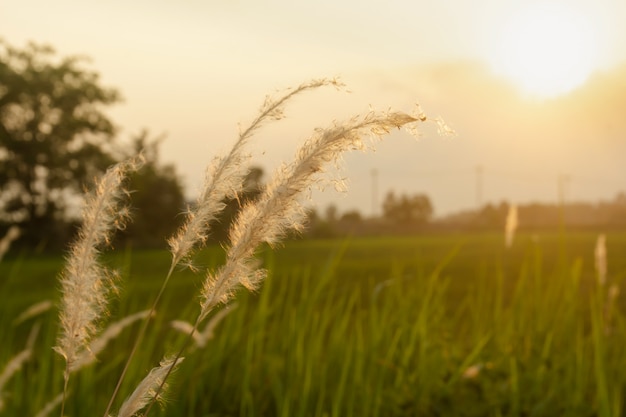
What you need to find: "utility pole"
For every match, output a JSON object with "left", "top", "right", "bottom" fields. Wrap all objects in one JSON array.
[{"left": 558, "top": 174, "right": 570, "bottom": 207}]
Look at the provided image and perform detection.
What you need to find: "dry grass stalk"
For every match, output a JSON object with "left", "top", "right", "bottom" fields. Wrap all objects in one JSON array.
[
  {"left": 199, "top": 110, "right": 420, "bottom": 319},
  {"left": 54, "top": 156, "right": 143, "bottom": 412},
  {"left": 505, "top": 204, "right": 518, "bottom": 248},
  {"left": 114, "top": 357, "right": 183, "bottom": 417},
  {"left": 102, "top": 80, "right": 341, "bottom": 417},
  {"left": 140, "top": 107, "right": 428, "bottom": 416},
  {"left": 168, "top": 78, "right": 343, "bottom": 267}
]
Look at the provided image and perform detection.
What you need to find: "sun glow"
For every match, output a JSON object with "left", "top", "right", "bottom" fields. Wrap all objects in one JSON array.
[{"left": 490, "top": 3, "right": 599, "bottom": 98}]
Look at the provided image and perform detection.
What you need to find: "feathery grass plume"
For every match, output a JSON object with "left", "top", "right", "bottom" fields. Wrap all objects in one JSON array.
[
  {"left": 138, "top": 108, "right": 429, "bottom": 417},
  {"left": 199, "top": 109, "right": 421, "bottom": 320},
  {"left": 71, "top": 310, "right": 151, "bottom": 372},
  {"left": 12, "top": 299, "right": 53, "bottom": 326},
  {"left": 0, "top": 226, "right": 20, "bottom": 262},
  {"left": 595, "top": 234, "right": 607, "bottom": 286},
  {"left": 114, "top": 357, "right": 183, "bottom": 417},
  {"left": 505, "top": 204, "right": 518, "bottom": 248},
  {"left": 0, "top": 348, "right": 32, "bottom": 412},
  {"left": 170, "top": 304, "right": 237, "bottom": 350},
  {"left": 54, "top": 156, "right": 142, "bottom": 410},
  {"left": 102, "top": 80, "right": 343, "bottom": 417},
  {"left": 169, "top": 78, "right": 344, "bottom": 267}
]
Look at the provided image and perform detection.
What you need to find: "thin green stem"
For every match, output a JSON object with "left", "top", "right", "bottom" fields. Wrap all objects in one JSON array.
[{"left": 102, "top": 262, "right": 176, "bottom": 417}]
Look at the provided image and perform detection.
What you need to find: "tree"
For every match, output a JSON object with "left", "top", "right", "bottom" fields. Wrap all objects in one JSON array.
[
  {"left": 340, "top": 210, "right": 362, "bottom": 223},
  {"left": 0, "top": 40, "right": 121, "bottom": 247},
  {"left": 325, "top": 204, "right": 339, "bottom": 223},
  {"left": 121, "top": 133, "right": 186, "bottom": 247},
  {"left": 382, "top": 191, "right": 433, "bottom": 225}
]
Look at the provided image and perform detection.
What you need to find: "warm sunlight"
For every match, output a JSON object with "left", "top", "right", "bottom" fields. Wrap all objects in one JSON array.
[{"left": 490, "top": 3, "right": 599, "bottom": 98}]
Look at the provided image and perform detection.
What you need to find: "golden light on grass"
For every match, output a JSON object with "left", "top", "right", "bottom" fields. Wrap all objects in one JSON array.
[
  {"left": 489, "top": 3, "right": 599, "bottom": 98},
  {"left": 505, "top": 204, "right": 518, "bottom": 249}
]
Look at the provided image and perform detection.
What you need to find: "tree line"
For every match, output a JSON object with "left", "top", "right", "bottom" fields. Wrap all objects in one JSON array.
[
  {"left": 3, "top": 39, "right": 622, "bottom": 250},
  {"left": 0, "top": 40, "right": 189, "bottom": 250}
]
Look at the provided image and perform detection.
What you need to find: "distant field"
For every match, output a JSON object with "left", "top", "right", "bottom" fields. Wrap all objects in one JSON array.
[{"left": 1, "top": 230, "right": 626, "bottom": 416}]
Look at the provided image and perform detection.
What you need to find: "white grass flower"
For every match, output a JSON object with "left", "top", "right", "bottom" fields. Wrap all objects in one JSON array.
[
  {"left": 54, "top": 156, "right": 142, "bottom": 390},
  {"left": 103, "top": 80, "right": 343, "bottom": 417},
  {"left": 505, "top": 204, "right": 518, "bottom": 248},
  {"left": 168, "top": 78, "right": 343, "bottom": 267},
  {"left": 0, "top": 348, "right": 32, "bottom": 412},
  {"left": 199, "top": 109, "right": 420, "bottom": 320},
  {"left": 595, "top": 234, "right": 607, "bottom": 286},
  {"left": 115, "top": 357, "right": 183, "bottom": 417},
  {"left": 71, "top": 310, "right": 151, "bottom": 372},
  {"left": 112, "top": 86, "right": 438, "bottom": 416},
  {"left": 136, "top": 108, "right": 426, "bottom": 416},
  {"left": 0, "top": 226, "right": 20, "bottom": 262}
]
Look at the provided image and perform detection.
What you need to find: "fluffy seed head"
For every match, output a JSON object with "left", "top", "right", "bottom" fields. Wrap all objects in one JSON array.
[
  {"left": 168, "top": 78, "right": 344, "bottom": 266},
  {"left": 116, "top": 357, "right": 183, "bottom": 417},
  {"left": 505, "top": 204, "right": 518, "bottom": 248},
  {"left": 55, "top": 156, "right": 142, "bottom": 370},
  {"left": 199, "top": 109, "right": 421, "bottom": 320}
]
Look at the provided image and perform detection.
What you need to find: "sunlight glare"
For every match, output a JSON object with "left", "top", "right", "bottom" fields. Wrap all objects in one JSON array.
[{"left": 491, "top": 3, "right": 598, "bottom": 98}]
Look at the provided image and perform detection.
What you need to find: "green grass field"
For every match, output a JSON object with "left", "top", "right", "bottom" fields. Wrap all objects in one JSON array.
[{"left": 1, "top": 230, "right": 626, "bottom": 416}]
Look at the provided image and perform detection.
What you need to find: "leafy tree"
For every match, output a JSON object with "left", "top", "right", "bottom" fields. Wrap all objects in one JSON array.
[
  {"left": 382, "top": 191, "right": 433, "bottom": 225},
  {"left": 325, "top": 204, "right": 339, "bottom": 223},
  {"left": 121, "top": 133, "right": 186, "bottom": 247},
  {"left": 0, "top": 40, "right": 120, "bottom": 247}
]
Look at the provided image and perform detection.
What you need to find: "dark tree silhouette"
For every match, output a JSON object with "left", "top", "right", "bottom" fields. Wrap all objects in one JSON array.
[
  {"left": 382, "top": 191, "right": 433, "bottom": 225},
  {"left": 121, "top": 132, "right": 186, "bottom": 247},
  {"left": 0, "top": 40, "right": 120, "bottom": 247}
]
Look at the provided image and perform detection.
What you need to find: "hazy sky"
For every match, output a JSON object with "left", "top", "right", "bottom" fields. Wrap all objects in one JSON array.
[{"left": 3, "top": 0, "right": 626, "bottom": 217}]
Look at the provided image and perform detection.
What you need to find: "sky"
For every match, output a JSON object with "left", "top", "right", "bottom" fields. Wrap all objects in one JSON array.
[{"left": 3, "top": 0, "right": 626, "bottom": 217}]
